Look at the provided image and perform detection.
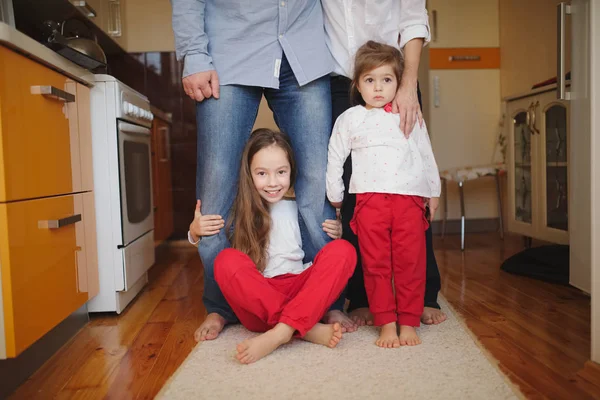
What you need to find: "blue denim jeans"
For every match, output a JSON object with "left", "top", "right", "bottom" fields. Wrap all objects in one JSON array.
[{"left": 196, "top": 56, "right": 336, "bottom": 322}]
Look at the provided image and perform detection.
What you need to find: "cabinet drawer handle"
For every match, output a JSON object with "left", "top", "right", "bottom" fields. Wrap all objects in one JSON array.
[
  {"left": 30, "top": 86, "right": 76, "bottom": 103},
  {"left": 38, "top": 214, "right": 82, "bottom": 229},
  {"left": 449, "top": 55, "right": 481, "bottom": 62}
]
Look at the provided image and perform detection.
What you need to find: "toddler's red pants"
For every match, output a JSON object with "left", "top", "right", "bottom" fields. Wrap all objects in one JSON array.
[
  {"left": 214, "top": 240, "right": 356, "bottom": 337},
  {"left": 351, "top": 193, "right": 428, "bottom": 327}
]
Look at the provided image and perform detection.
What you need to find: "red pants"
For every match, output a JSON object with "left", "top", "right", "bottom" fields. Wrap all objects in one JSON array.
[
  {"left": 351, "top": 193, "right": 427, "bottom": 327},
  {"left": 213, "top": 240, "right": 356, "bottom": 337}
]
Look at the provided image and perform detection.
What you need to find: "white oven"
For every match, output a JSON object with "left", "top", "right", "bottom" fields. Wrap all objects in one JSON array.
[{"left": 88, "top": 75, "right": 155, "bottom": 313}]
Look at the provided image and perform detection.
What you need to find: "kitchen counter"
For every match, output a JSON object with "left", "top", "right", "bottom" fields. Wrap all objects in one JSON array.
[{"left": 0, "top": 22, "right": 94, "bottom": 86}]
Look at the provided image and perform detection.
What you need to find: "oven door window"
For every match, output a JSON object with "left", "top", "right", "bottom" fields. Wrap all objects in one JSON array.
[
  {"left": 118, "top": 120, "right": 154, "bottom": 246},
  {"left": 123, "top": 140, "right": 151, "bottom": 223}
]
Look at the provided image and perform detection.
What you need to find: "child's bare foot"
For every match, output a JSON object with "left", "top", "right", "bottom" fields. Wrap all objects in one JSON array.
[
  {"left": 236, "top": 323, "right": 294, "bottom": 364},
  {"left": 323, "top": 310, "right": 357, "bottom": 333},
  {"left": 302, "top": 323, "right": 343, "bottom": 348},
  {"left": 376, "top": 322, "right": 400, "bottom": 348},
  {"left": 348, "top": 307, "right": 374, "bottom": 326},
  {"left": 421, "top": 307, "right": 447, "bottom": 325},
  {"left": 194, "top": 313, "right": 226, "bottom": 342},
  {"left": 399, "top": 325, "right": 421, "bottom": 346}
]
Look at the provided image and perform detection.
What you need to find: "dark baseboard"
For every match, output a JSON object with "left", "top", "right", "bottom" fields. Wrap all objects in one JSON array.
[
  {"left": 430, "top": 218, "right": 502, "bottom": 235},
  {"left": 0, "top": 304, "right": 89, "bottom": 399}
]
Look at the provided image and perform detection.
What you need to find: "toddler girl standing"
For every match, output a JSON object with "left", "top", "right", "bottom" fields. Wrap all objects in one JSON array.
[{"left": 326, "top": 41, "right": 441, "bottom": 348}]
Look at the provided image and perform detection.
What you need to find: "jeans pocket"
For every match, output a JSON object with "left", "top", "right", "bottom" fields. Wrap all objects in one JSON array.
[{"left": 365, "top": 0, "right": 393, "bottom": 25}]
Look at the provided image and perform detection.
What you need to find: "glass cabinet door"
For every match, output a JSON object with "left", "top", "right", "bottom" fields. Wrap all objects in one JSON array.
[
  {"left": 543, "top": 103, "right": 568, "bottom": 231},
  {"left": 513, "top": 109, "right": 533, "bottom": 224}
]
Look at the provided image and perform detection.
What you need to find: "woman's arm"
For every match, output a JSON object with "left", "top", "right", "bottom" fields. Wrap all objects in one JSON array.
[
  {"left": 393, "top": 0, "right": 431, "bottom": 136},
  {"left": 393, "top": 38, "right": 424, "bottom": 137}
]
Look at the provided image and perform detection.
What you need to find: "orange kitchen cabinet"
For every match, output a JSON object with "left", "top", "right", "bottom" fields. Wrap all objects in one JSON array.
[
  {"left": 151, "top": 116, "right": 174, "bottom": 244},
  {"left": 0, "top": 46, "right": 82, "bottom": 202},
  {"left": 0, "top": 45, "right": 98, "bottom": 359},
  {"left": 0, "top": 194, "right": 92, "bottom": 358}
]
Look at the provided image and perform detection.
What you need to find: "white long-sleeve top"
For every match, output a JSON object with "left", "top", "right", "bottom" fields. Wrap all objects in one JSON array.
[
  {"left": 322, "top": 0, "right": 431, "bottom": 78},
  {"left": 326, "top": 105, "right": 441, "bottom": 203},
  {"left": 262, "top": 199, "right": 312, "bottom": 279}
]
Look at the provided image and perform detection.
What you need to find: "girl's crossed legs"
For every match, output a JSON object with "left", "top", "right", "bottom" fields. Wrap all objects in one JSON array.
[{"left": 214, "top": 240, "right": 356, "bottom": 364}]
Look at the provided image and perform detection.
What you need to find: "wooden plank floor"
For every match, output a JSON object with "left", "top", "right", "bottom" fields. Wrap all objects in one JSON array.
[{"left": 9, "top": 233, "right": 600, "bottom": 399}]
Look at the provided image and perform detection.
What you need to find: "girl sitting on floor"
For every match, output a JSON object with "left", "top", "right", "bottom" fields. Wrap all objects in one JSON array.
[{"left": 190, "top": 128, "right": 356, "bottom": 364}]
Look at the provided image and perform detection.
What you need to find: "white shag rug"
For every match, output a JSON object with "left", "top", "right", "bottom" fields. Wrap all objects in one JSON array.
[{"left": 157, "top": 297, "right": 521, "bottom": 400}]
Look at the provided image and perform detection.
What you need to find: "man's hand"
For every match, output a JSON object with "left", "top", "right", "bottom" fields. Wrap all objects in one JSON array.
[
  {"left": 426, "top": 197, "right": 440, "bottom": 221},
  {"left": 183, "top": 70, "right": 220, "bottom": 102},
  {"left": 392, "top": 83, "right": 423, "bottom": 138},
  {"left": 189, "top": 200, "right": 224, "bottom": 242}
]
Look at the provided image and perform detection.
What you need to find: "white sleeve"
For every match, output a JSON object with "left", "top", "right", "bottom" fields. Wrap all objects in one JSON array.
[
  {"left": 398, "top": 0, "right": 431, "bottom": 49},
  {"left": 412, "top": 122, "right": 441, "bottom": 197},
  {"left": 326, "top": 111, "right": 353, "bottom": 203},
  {"left": 187, "top": 230, "right": 200, "bottom": 246}
]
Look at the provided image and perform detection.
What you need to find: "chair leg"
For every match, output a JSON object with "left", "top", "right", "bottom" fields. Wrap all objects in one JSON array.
[
  {"left": 495, "top": 174, "right": 504, "bottom": 240},
  {"left": 459, "top": 180, "right": 465, "bottom": 251},
  {"left": 442, "top": 178, "right": 448, "bottom": 239}
]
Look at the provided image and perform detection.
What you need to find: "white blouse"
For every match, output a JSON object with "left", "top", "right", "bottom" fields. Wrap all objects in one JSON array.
[
  {"left": 326, "top": 105, "right": 441, "bottom": 203},
  {"left": 262, "top": 199, "right": 312, "bottom": 279},
  {"left": 322, "top": 0, "right": 431, "bottom": 77}
]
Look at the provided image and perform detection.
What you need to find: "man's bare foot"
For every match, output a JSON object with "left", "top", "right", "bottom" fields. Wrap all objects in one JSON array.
[
  {"left": 302, "top": 323, "right": 343, "bottom": 348},
  {"left": 376, "top": 322, "right": 400, "bottom": 348},
  {"left": 323, "top": 310, "right": 357, "bottom": 333},
  {"left": 399, "top": 325, "right": 421, "bottom": 346},
  {"left": 194, "top": 313, "right": 226, "bottom": 342},
  {"left": 236, "top": 323, "right": 294, "bottom": 364},
  {"left": 421, "top": 307, "right": 447, "bottom": 325},
  {"left": 348, "top": 307, "right": 374, "bottom": 327}
]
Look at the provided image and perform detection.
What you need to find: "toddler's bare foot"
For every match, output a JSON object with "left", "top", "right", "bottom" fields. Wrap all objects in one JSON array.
[
  {"left": 376, "top": 322, "right": 400, "bottom": 348},
  {"left": 421, "top": 307, "right": 447, "bottom": 325},
  {"left": 399, "top": 325, "right": 421, "bottom": 346},
  {"left": 302, "top": 322, "right": 343, "bottom": 348},
  {"left": 194, "top": 313, "right": 226, "bottom": 342},
  {"left": 236, "top": 323, "right": 294, "bottom": 364},
  {"left": 323, "top": 310, "right": 357, "bottom": 333},
  {"left": 348, "top": 307, "right": 374, "bottom": 326}
]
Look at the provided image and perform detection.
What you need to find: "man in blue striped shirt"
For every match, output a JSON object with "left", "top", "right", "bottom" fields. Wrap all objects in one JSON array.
[{"left": 171, "top": 0, "right": 351, "bottom": 341}]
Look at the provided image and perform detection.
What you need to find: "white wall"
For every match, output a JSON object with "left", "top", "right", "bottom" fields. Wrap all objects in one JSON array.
[{"left": 428, "top": 69, "right": 502, "bottom": 220}]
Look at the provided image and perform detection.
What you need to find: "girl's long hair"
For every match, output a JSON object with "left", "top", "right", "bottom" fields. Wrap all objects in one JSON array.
[{"left": 228, "top": 128, "right": 297, "bottom": 272}]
